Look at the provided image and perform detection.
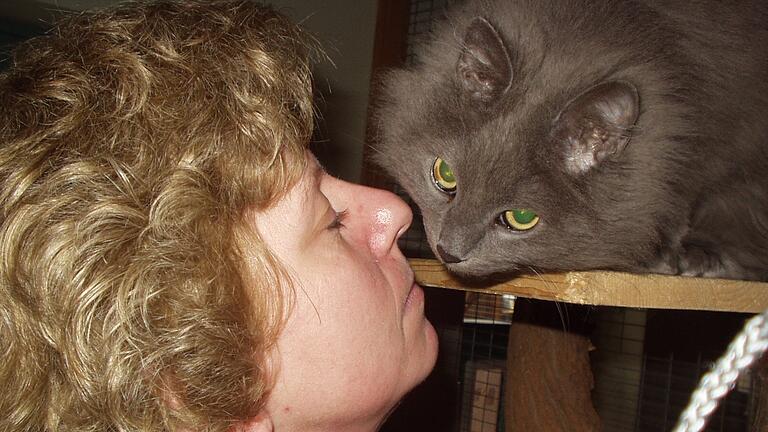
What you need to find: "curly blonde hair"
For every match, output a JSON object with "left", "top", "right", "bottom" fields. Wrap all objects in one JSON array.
[{"left": 0, "top": 1, "right": 317, "bottom": 430}]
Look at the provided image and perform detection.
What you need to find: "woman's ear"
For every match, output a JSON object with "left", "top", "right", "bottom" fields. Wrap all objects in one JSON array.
[
  {"left": 230, "top": 412, "right": 273, "bottom": 432},
  {"left": 159, "top": 380, "right": 273, "bottom": 432}
]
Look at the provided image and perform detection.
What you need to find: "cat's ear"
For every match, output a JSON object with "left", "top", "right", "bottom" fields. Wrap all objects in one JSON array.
[
  {"left": 457, "top": 17, "right": 513, "bottom": 105},
  {"left": 553, "top": 81, "right": 640, "bottom": 175}
]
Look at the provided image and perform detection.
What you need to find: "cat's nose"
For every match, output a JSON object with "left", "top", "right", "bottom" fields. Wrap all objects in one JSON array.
[{"left": 436, "top": 244, "right": 463, "bottom": 264}]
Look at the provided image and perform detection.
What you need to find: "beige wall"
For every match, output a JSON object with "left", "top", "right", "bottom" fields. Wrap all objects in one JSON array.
[
  {"left": 32, "top": 0, "right": 379, "bottom": 182},
  {"left": 271, "top": 1, "right": 378, "bottom": 182}
]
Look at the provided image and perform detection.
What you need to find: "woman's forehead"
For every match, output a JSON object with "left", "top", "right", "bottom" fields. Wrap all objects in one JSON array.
[{"left": 261, "top": 155, "right": 324, "bottom": 217}]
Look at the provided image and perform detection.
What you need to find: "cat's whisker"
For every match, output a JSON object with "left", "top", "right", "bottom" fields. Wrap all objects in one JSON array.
[
  {"left": 336, "top": 130, "right": 367, "bottom": 145},
  {"left": 555, "top": 300, "right": 569, "bottom": 333},
  {"left": 363, "top": 144, "right": 411, "bottom": 179},
  {"left": 526, "top": 265, "right": 569, "bottom": 332},
  {"left": 525, "top": 265, "right": 560, "bottom": 296},
  {"left": 365, "top": 143, "right": 386, "bottom": 157},
  {"left": 365, "top": 143, "right": 412, "bottom": 170}
]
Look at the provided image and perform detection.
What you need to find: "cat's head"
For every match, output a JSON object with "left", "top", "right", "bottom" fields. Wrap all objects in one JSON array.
[{"left": 374, "top": 9, "right": 682, "bottom": 278}]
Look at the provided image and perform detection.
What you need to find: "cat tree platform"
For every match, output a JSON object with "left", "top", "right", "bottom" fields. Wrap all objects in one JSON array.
[
  {"left": 410, "top": 258, "right": 768, "bottom": 312},
  {"left": 412, "top": 258, "right": 768, "bottom": 430}
]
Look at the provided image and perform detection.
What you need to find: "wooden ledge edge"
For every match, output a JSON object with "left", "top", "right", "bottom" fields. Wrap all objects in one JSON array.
[{"left": 409, "top": 258, "right": 768, "bottom": 313}]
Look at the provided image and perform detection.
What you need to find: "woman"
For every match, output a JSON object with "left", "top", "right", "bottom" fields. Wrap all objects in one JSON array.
[{"left": 0, "top": 1, "right": 438, "bottom": 431}]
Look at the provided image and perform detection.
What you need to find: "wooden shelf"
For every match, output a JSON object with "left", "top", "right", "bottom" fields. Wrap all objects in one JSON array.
[{"left": 410, "top": 258, "right": 768, "bottom": 313}]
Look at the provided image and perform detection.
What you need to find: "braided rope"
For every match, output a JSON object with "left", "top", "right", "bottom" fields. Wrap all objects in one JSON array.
[{"left": 673, "top": 309, "right": 768, "bottom": 432}]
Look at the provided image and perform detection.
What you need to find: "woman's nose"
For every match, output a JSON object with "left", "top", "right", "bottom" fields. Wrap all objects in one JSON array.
[{"left": 360, "top": 186, "right": 412, "bottom": 259}]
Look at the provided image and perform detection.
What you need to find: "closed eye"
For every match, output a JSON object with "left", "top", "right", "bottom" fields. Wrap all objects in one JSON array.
[{"left": 328, "top": 209, "right": 349, "bottom": 230}]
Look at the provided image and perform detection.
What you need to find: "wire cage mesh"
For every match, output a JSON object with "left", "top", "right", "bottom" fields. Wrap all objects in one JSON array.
[{"left": 366, "top": 1, "right": 761, "bottom": 431}]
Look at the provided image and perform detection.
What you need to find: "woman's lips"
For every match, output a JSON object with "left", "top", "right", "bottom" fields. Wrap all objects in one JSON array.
[{"left": 404, "top": 282, "right": 424, "bottom": 310}]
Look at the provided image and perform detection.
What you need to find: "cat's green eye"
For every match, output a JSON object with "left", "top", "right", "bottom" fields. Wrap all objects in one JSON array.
[
  {"left": 500, "top": 209, "right": 540, "bottom": 231},
  {"left": 431, "top": 157, "right": 457, "bottom": 195}
]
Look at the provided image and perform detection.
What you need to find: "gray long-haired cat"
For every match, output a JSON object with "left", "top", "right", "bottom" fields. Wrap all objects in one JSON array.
[{"left": 374, "top": 0, "right": 768, "bottom": 281}]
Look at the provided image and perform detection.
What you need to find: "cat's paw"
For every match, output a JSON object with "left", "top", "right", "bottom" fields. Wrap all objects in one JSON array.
[
  {"left": 647, "top": 244, "right": 728, "bottom": 278},
  {"left": 676, "top": 245, "right": 726, "bottom": 278},
  {"left": 659, "top": 242, "right": 767, "bottom": 281},
  {"left": 645, "top": 247, "right": 681, "bottom": 275}
]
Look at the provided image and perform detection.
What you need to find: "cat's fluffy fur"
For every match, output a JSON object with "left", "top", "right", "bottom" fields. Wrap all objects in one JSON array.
[{"left": 374, "top": 0, "right": 768, "bottom": 280}]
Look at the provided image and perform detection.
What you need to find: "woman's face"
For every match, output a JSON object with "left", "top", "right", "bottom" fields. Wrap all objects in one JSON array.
[{"left": 247, "top": 156, "right": 438, "bottom": 431}]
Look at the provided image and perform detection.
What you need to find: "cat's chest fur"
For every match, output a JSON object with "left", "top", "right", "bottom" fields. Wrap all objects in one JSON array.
[{"left": 374, "top": 0, "right": 768, "bottom": 280}]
